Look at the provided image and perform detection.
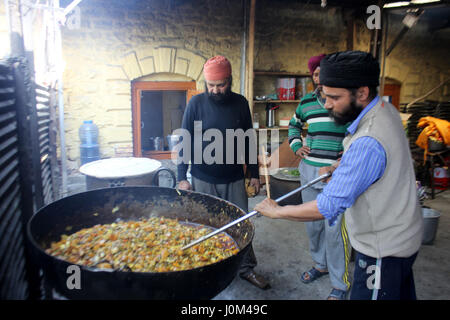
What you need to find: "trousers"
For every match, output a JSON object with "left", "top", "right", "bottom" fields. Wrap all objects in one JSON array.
[
  {"left": 192, "top": 176, "right": 257, "bottom": 276},
  {"left": 350, "top": 251, "right": 418, "bottom": 300},
  {"left": 299, "top": 160, "right": 351, "bottom": 291}
]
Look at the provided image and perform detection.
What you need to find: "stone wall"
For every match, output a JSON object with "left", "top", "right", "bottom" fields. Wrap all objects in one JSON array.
[
  {"left": 1, "top": 0, "right": 449, "bottom": 170},
  {"left": 253, "top": 1, "right": 450, "bottom": 104},
  {"left": 383, "top": 14, "right": 450, "bottom": 102},
  {"left": 61, "top": 0, "right": 246, "bottom": 170},
  {"left": 254, "top": 3, "right": 348, "bottom": 73}
]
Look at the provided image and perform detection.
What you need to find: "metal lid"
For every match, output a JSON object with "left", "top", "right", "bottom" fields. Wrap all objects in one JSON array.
[{"left": 79, "top": 157, "right": 162, "bottom": 179}]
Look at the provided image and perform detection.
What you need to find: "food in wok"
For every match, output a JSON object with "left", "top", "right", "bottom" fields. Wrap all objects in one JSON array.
[
  {"left": 45, "top": 216, "right": 239, "bottom": 272},
  {"left": 280, "top": 168, "right": 300, "bottom": 177}
]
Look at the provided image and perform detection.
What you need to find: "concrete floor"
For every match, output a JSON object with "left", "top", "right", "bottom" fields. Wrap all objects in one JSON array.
[
  {"left": 215, "top": 188, "right": 450, "bottom": 300},
  {"left": 66, "top": 166, "right": 450, "bottom": 300}
]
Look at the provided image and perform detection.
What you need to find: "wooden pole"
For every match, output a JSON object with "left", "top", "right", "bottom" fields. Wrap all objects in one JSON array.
[
  {"left": 247, "top": 0, "right": 255, "bottom": 115},
  {"left": 345, "top": 10, "right": 355, "bottom": 51},
  {"left": 379, "top": 10, "right": 389, "bottom": 99},
  {"left": 406, "top": 78, "right": 450, "bottom": 109},
  {"left": 261, "top": 146, "right": 270, "bottom": 199}
]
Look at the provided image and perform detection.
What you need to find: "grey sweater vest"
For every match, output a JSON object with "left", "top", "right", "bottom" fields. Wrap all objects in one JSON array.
[{"left": 343, "top": 99, "right": 423, "bottom": 258}]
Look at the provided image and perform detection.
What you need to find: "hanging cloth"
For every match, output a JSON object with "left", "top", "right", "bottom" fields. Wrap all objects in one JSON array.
[{"left": 416, "top": 116, "right": 450, "bottom": 163}]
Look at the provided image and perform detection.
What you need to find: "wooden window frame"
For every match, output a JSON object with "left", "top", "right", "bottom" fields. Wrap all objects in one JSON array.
[{"left": 131, "top": 81, "right": 197, "bottom": 158}]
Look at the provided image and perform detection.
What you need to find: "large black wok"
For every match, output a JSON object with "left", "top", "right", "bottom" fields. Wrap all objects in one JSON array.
[{"left": 27, "top": 186, "right": 254, "bottom": 300}]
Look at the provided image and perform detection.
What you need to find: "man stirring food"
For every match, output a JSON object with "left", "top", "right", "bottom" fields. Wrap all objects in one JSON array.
[
  {"left": 288, "top": 53, "right": 350, "bottom": 300},
  {"left": 255, "top": 51, "right": 423, "bottom": 300}
]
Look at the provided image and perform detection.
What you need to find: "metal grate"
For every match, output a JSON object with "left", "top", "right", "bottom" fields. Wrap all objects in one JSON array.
[
  {"left": 34, "top": 84, "right": 58, "bottom": 206},
  {"left": 0, "top": 61, "right": 29, "bottom": 299},
  {"left": 0, "top": 55, "right": 58, "bottom": 299}
]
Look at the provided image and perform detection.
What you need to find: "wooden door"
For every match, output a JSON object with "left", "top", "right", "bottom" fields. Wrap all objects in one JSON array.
[
  {"left": 131, "top": 81, "right": 197, "bottom": 158},
  {"left": 141, "top": 91, "right": 163, "bottom": 151},
  {"left": 383, "top": 83, "right": 401, "bottom": 110}
]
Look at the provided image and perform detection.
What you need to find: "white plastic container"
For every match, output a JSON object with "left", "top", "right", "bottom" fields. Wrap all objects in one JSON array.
[{"left": 279, "top": 119, "right": 290, "bottom": 127}]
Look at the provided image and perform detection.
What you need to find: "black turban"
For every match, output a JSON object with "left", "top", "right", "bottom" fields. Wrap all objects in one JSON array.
[{"left": 319, "top": 51, "right": 380, "bottom": 88}]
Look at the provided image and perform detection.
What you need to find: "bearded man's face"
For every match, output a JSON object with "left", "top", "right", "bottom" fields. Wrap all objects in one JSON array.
[
  {"left": 205, "top": 78, "right": 232, "bottom": 103},
  {"left": 322, "top": 86, "right": 363, "bottom": 126}
]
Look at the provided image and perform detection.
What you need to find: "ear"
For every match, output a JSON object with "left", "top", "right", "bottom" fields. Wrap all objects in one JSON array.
[{"left": 356, "top": 87, "right": 370, "bottom": 104}]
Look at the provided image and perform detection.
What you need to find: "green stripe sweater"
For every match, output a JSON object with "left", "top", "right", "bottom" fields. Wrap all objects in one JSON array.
[{"left": 288, "top": 90, "right": 349, "bottom": 167}]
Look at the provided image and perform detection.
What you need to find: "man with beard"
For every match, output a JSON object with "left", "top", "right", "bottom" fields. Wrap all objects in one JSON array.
[
  {"left": 255, "top": 51, "right": 423, "bottom": 300},
  {"left": 177, "top": 55, "right": 270, "bottom": 290},
  {"left": 288, "top": 54, "right": 350, "bottom": 300}
]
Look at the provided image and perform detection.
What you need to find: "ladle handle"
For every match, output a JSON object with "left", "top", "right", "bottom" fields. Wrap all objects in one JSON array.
[{"left": 181, "top": 171, "right": 331, "bottom": 250}]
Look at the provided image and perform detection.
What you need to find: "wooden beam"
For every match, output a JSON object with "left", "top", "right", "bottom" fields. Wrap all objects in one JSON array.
[
  {"left": 345, "top": 11, "right": 355, "bottom": 51},
  {"left": 247, "top": 0, "right": 256, "bottom": 115},
  {"left": 63, "top": 0, "right": 83, "bottom": 16},
  {"left": 379, "top": 10, "right": 389, "bottom": 98}
]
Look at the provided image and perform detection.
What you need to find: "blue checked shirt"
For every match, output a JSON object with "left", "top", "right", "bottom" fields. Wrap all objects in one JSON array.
[{"left": 316, "top": 96, "right": 387, "bottom": 226}]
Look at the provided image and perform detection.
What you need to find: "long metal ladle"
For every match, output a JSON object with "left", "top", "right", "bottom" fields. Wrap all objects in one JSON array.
[{"left": 182, "top": 171, "right": 331, "bottom": 250}]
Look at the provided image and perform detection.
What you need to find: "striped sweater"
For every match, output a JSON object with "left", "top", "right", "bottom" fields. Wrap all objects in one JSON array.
[{"left": 288, "top": 90, "right": 349, "bottom": 167}]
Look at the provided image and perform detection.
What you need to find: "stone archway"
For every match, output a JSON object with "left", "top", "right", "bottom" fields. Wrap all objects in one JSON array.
[
  {"left": 116, "top": 47, "right": 207, "bottom": 85},
  {"left": 100, "top": 47, "right": 206, "bottom": 159}
]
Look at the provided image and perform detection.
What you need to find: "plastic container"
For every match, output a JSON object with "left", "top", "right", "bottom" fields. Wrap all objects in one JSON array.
[
  {"left": 296, "top": 78, "right": 308, "bottom": 99},
  {"left": 253, "top": 113, "right": 260, "bottom": 129},
  {"left": 422, "top": 207, "right": 440, "bottom": 245},
  {"left": 276, "top": 78, "right": 296, "bottom": 100},
  {"left": 79, "top": 120, "right": 100, "bottom": 165},
  {"left": 433, "top": 167, "right": 449, "bottom": 190},
  {"left": 279, "top": 117, "right": 290, "bottom": 127}
]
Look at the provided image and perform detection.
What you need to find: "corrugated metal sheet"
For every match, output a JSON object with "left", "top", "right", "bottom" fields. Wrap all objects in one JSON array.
[
  {"left": 0, "top": 56, "right": 58, "bottom": 299},
  {"left": 35, "top": 84, "right": 56, "bottom": 206},
  {"left": 0, "top": 62, "right": 29, "bottom": 299}
]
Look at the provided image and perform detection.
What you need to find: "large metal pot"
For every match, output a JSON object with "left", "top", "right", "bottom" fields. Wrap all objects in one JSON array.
[
  {"left": 27, "top": 186, "right": 254, "bottom": 300},
  {"left": 80, "top": 157, "right": 176, "bottom": 189},
  {"left": 270, "top": 167, "right": 303, "bottom": 206}
]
